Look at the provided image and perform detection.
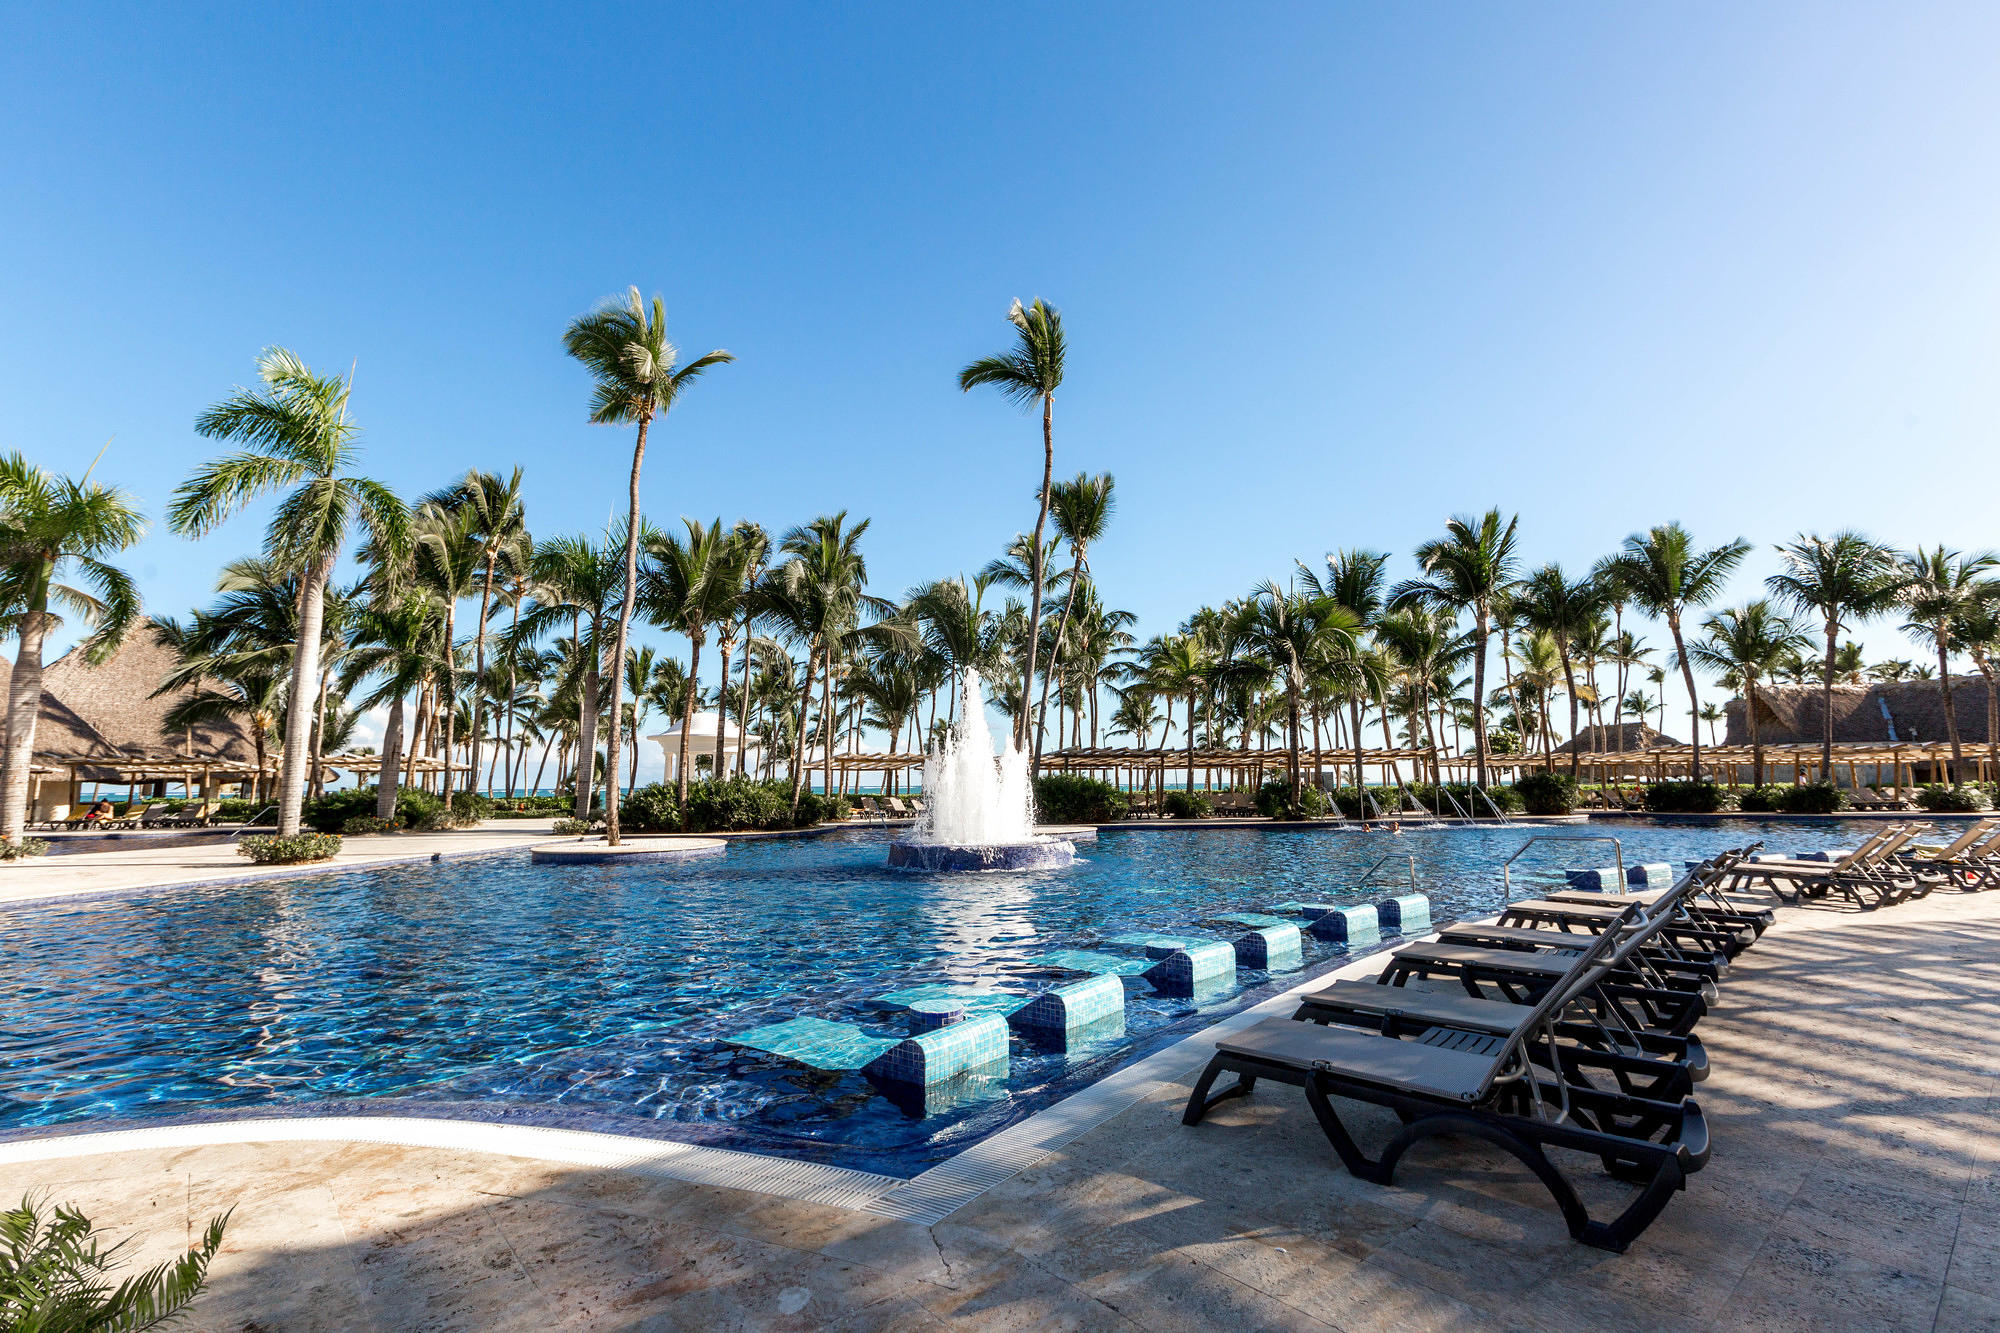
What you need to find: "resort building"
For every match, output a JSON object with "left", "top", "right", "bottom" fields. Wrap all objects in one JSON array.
[{"left": 1724, "top": 675, "right": 1996, "bottom": 749}]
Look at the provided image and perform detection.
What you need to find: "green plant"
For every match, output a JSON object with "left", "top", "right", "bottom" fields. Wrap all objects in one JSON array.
[
  {"left": 341, "top": 815, "right": 395, "bottom": 836},
  {"left": 1775, "top": 782, "right": 1846, "bottom": 814},
  {"left": 1, "top": 1193, "right": 230, "bottom": 1332},
  {"left": 619, "top": 783, "right": 685, "bottom": 833},
  {"left": 1479, "top": 784, "right": 1527, "bottom": 814},
  {"left": 237, "top": 832, "right": 342, "bottom": 865},
  {"left": 1515, "top": 772, "right": 1579, "bottom": 816},
  {"left": 1736, "top": 784, "right": 1787, "bottom": 813},
  {"left": 1254, "top": 779, "right": 1328, "bottom": 820},
  {"left": 0, "top": 837, "right": 50, "bottom": 860},
  {"left": 1161, "top": 790, "right": 1212, "bottom": 819},
  {"left": 1640, "top": 780, "right": 1736, "bottom": 814},
  {"left": 213, "top": 798, "right": 258, "bottom": 821},
  {"left": 551, "top": 817, "right": 592, "bottom": 835},
  {"left": 1916, "top": 783, "right": 1993, "bottom": 813},
  {"left": 1033, "top": 775, "right": 1130, "bottom": 823},
  {"left": 794, "top": 790, "right": 850, "bottom": 826}
]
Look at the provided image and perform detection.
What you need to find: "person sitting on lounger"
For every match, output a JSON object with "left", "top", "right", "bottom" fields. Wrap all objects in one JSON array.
[{"left": 82, "top": 799, "right": 115, "bottom": 822}]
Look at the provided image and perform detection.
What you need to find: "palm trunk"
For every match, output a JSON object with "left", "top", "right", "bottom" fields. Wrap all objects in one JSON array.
[
  {"left": 735, "top": 620, "right": 755, "bottom": 774},
  {"left": 1668, "top": 613, "right": 1702, "bottom": 782},
  {"left": 0, "top": 579, "right": 52, "bottom": 844},
  {"left": 1558, "top": 643, "right": 1581, "bottom": 779},
  {"left": 1020, "top": 394, "right": 1054, "bottom": 759},
  {"left": 1184, "top": 693, "right": 1196, "bottom": 794},
  {"left": 678, "top": 634, "right": 705, "bottom": 805},
  {"left": 789, "top": 642, "right": 819, "bottom": 810},
  {"left": 308, "top": 663, "right": 331, "bottom": 801},
  {"left": 1349, "top": 696, "right": 1366, "bottom": 815},
  {"left": 503, "top": 587, "right": 521, "bottom": 797},
  {"left": 1747, "top": 671, "right": 1765, "bottom": 787},
  {"left": 468, "top": 552, "right": 497, "bottom": 805},
  {"left": 439, "top": 596, "right": 460, "bottom": 811},
  {"left": 1935, "top": 628, "right": 1962, "bottom": 780},
  {"left": 602, "top": 415, "right": 651, "bottom": 845},
  {"left": 820, "top": 652, "right": 836, "bottom": 800},
  {"left": 575, "top": 638, "right": 600, "bottom": 821},
  {"left": 714, "top": 634, "right": 735, "bottom": 778},
  {"left": 377, "top": 693, "right": 406, "bottom": 822},
  {"left": 276, "top": 556, "right": 334, "bottom": 836},
  {"left": 1471, "top": 607, "right": 1491, "bottom": 788},
  {"left": 1820, "top": 620, "right": 1838, "bottom": 774},
  {"left": 1034, "top": 551, "right": 1085, "bottom": 765}
]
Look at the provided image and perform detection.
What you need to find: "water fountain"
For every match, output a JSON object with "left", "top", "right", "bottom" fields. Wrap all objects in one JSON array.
[{"left": 887, "top": 667, "right": 1078, "bottom": 872}]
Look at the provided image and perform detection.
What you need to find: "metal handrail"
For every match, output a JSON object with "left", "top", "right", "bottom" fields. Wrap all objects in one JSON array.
[
  {"left": 1358, "top": 851, "right": 1419, "bottom": 895},
  {"left": 226, "top": 805, "right": 280, "bottom": 839},
  {"left": 1500, "top": 835, "right": 1623, "bottom": 901}
]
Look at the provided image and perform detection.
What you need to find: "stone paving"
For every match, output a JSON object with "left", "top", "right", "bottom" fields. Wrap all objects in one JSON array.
[
  {"left": 5, "top": 885, "right": 1998, "bottom": 1330},
  {"left": 0, "top": 818, "right": 565, "bottom": 906}
]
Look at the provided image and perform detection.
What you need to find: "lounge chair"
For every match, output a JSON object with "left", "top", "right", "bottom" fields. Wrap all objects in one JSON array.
[
  {"left": 855, "top": 796, "right": 887, "bottom": 822},
  {"left": 1897, "top": 821, "right": 2000, "bottom": 891},
  {"left": 165, "top": 800, "right": 220, "bottom": 828},
  {"left": 1186, "top": 889, "right": 1710, "bottom": 1251},
  {"left": 882, "top": 796, "right": 912, "bottom": 818},
  {"left": 1721, "top": 825, "right": 1930, "bottom": 909},
  {"left": 28, "top": 804, "right": 71, "bottom": 831}
]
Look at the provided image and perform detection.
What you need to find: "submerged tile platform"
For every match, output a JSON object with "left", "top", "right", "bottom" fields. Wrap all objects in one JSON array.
[{"left": 10, "top": 886, "right": 1998, "bottom": 1329}]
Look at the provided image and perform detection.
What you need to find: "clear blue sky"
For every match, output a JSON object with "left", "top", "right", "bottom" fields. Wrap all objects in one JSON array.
[{"left": 6, "top": 4, "right": 1999, "bottom": 774}]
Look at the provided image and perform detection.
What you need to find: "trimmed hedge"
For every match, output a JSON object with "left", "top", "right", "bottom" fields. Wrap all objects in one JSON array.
[
  {"left": 237, "top": 833, "right": 342, "bottom": 864},
  {"left": 1254, "top": 779, "right": 1329, "bottom": 820},
  {"left": 1161, "top": 790, "right": 1212, "bottom": 819},
  {"left": 1033, "top": 775, "right": 1130, "bottom": 823}
]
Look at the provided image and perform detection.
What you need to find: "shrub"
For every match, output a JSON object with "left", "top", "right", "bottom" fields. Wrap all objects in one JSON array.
[
  {"left": 1736, "top": 784, "right": 1786, "bottom": 813},
  {"left": 0, "top": 1194, "right": 230, "bottom": 1330},
  {"left": 1916, "top": 783, "right": 1994, "bottom": 813},
  {"left": 1480, "top": 784, "right": 1527, "bottom": 814},
  {"left": 0, "top": 837, "right": 51, "bottom": 860},
  {"left": 301, "top": 786, "right": 379, "bottom": 833},
  {"left": 1161, "top": 790, "right": 1212, "bottom": 819},
  {"left": 237, "top": 832, "right": 342, "bottom": 865},
  {"left": 1514, "top": 772, "right": 1579, "bottom": 816},
  {"left": 794, "top": 790, "right": 850, "bottom": 826},
  {"left": 1775, "top": 782, "right": 1846, "bottom": 815},
  {"left": 1254, "top": 779, "right": 1328, "bottom": 820},
  {"left": 620, "top": 782, "right": 685, "bottom": 832},
  {"left": 341, "top": 815, "right": 395, "bottom": 836},
  {"left": 214, "top": 798, "right": 258, "bottom": 821},
  {"left": 1033, "top": 775, "right": 1130, "bottom": 823},
  {"left": 1641, "top": 780, "right": 1735, "bottom": 814},
  {"left": 551, "top": 817, "right": 592, "bottom": 835}
]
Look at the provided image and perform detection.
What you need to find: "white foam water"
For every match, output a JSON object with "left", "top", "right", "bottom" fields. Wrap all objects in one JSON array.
[{"left": 908, "top": 667, "right": 1038, "bottom": 846}]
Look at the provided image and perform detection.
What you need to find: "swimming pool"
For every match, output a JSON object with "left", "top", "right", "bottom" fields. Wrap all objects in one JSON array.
[{"left": 0, "top": 819, "right": 1866, "bottom": 1175}]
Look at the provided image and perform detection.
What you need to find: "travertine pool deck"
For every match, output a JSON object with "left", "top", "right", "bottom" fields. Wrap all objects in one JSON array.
[{"left": 5, "top": 886, "right": 1998, "bottom": 1329}]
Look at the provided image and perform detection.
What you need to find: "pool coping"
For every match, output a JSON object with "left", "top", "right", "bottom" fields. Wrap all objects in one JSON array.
[{"left": 0, "top": 925, "right": 1425, "bottom": 1227}]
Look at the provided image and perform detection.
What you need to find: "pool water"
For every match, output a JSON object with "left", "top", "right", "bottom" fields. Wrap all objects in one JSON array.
[{"left": 0, "top": 819, "right": 1865, "bottom": 1175}]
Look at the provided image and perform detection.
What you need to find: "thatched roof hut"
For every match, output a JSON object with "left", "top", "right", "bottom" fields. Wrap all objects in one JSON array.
[
  {"left": 1724, "top": 676, "right": 1993, "bottom": 747},
  {"left": 0, "top": 655, "right": 122, "bottom": 768},
  {"left": 1552, "top": 722, "right": 1681, "bottom": 755}
]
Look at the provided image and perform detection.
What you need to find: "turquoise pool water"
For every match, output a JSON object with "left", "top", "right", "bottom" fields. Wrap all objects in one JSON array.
[{"left": 0, "top": 819, "right": 1864, "bottom": 1174}]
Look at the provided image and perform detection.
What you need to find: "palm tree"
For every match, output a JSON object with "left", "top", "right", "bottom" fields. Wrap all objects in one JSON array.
[
  {"left": 1239, "top": 581, "right": 1358, "bottom": 808},
  {"left": 1952, "top": 587, "right": 2000, "bottom": 780},
  {"left": 1141, "top": 633, "right": 1211, "bottom": 794},
  {"left": 622, "top": 645, "right": 660, "bottom": 795},
  {"left": 1390, "top": 510, "right": 1520, "bottom": 788},
  {"left": 519, "top": 533, "right": 623, "bottom": 819},
  {"left": 1034, "top": 472, "right": 1115, "bottom": 762},
  {"left": 1514, "top": 564, "right": 1609, "bottom": 778},
  {"left": 1766, "top": 532, "right": 1902, "bottom": 774},
  {"left": 425, "top": 468, "right": 527, "bottom": 808},
  {"left": 340, "top": 590, "right": 446, "bottom": 819},
  {"left": 1299, "top": 549, "right": 1391, "bottom": 797},
  {"left": 152, "top": 615, "right": 287, "bottom": 803},
  {"left": 1898, "top": 546, "right": 1995, "bottom": 779},
  {"left": 1604, "top": 523, "right": 1750, "bottom": 782},
  {"left": 410, "top": 503, "right": 482, "bottom": 808},
  {"left": 640, "top": 517, "right": 750, "bottom": 805},
  {"left": 0, "top": 453, "right": 145, "bottom": 844},
  {"left": 1687, "top": 601, "right": 1809, "bottom": 786},
  {"left": 711, "top": 521, "right": 767, "bottom": 777},
  {"left": 959, "top": 298, "right": 1066, "bottom": 752},
  {"left": 764, "top": 513, "right": 877, "bottom": 809},
  {"left": 171, "top": 349, "right": 409, "bottom": 835},
  {"left": 563, "top": 288, "right": 732, "bottom": 843}
]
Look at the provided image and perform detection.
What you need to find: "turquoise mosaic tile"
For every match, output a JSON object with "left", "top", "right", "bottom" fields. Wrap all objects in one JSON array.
[
  {"left": 1103, "top": 932, "right": 1196, "bottom": 950},
  {"left": 864, "top": 1013, "right": 1011, "bottom": 1086},
  {"left": 1307, "top": 903, "right": 1380, "bottom": 944},
  {"left": 1010, "top": 973, "right": 1126, "bottom": 1040},
  {"left": 1231, "top": 923, "right": 1302, "bottom": 971},
  {"left": 724, "top": 1016, "right": 898, "bottom": 1071},
  {"left": 1268, "top": 901, "right": 1342, "bottom": 918},
  {"left": 874, "top": 985, "right": 1030, "bottom": 1019},
  {"left": 1627, "top": 862, "right": 1672, "bottom": 889},
  {"left": 1377, "top": 893, "right": 1430, "bottom": 932},
  {"left": 1144, "top": 940, "right": 1236, "bottom": 996},
  {"left": 1562, "top": 865, "right": 1622, "bottom": 891},
  {"left": 1026, "top": 949, "right": 1150, "bottom": 977},
  {"left": 1211, "top": 911, "right": 1295, "bottom": 930}
]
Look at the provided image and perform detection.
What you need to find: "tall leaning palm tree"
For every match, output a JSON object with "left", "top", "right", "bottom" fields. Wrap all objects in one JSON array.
[
  {"left": 171, "top": 349, "right": 409, "bottom": 836},
  {"left": 959, "top": 297, "right": 1065, "bottom": 753},
  {"left": 1765, "top": 532, "right": 1902, "bottom": 775},
  {"left": 1034, "top": 471, "right": 1114, "bottom": 764},
  {"left": 1898, "top": 546, "right": 1995, "bottom": 780},
  {"left": 0, "top": 453, "right": 145, "bottom": 844},
  {"left": 1687, "top": 601, "right": 1808, "bottom": 787},
  {"left": 563, "top": 289, "right": 732, "bottom": 844},
  {"left": 1389, "top": 510, "right": 1520, "bottom": 789},
  {"left": 1605, "top": 523, "right": 1749, "bottom": 782}
]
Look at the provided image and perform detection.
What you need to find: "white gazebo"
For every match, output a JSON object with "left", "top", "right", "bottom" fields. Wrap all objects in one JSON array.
[{"left": 648, "top": 712, "right": 759, "bottom": 781}]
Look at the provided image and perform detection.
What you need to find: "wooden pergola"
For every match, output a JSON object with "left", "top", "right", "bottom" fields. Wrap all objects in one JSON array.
[{"left": 1511, "top": 741, "right": 1977, "bottom": 795}]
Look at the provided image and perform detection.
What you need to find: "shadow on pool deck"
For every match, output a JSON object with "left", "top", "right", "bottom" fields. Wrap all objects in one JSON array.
[{"left": 9, "top": 891, "right": 2000, "bottom": 1331}]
